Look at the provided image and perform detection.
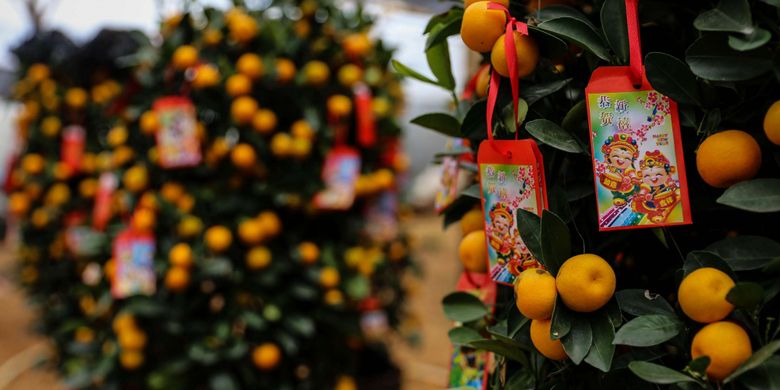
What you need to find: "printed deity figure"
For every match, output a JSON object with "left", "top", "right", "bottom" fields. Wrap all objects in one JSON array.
[
  {"left": 599, "top": 133, "right": 639, "bottom": 206},
  {"left": 632, "top": 150, "right": 680, "bottom": 223}
]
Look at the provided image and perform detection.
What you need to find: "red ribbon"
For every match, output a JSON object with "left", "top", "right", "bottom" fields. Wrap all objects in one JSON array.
[
  {"left": 486, "top": 3, "right": 528, "bottom": 156},
  {"left": 626, "top": 0, "right": 642, "bottom": 86}
]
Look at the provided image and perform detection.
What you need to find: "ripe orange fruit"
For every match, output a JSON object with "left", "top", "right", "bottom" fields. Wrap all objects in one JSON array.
[
  {"left": 119, "top": 350, "right": 144, "bottom": 370},
  {"left": 160, "top": 182, "right": 184, "bottom": 203},
  {"left": 459, "top": 230, "right": 488, "bottom": 273},
  {"left": 324, "top": 289, "right": 344, "bottom": 305},
  {"left": 299, "top": 241, "right": 320, "bottom": 264},
  {"left": 237, "top": 53, "right": 264, "bottom": 80},
  {"left": 257, "top": 211, "right": 281, "bottom": 237},
  {"left": 41, "top": 116, "right": 61, "bottom": 137},
  {"left": 291, "top": 120, "right": 315, "bottom": 140},
  {"left": 327, "top": 95, "right": 353, "bottom": 118},
  {"left": 123, "top": 165, "right": 148, "bottom": 193},
  {"left": 45, "top": 183, "right": 71, "bottom": 206},
  {"left": 764, "top": 100, "right": 780, "bottom": 145},
  {"left": 178, "top": 215, "right": 203, "bottom": 238},
  {"left": 474, "top": 65, "right": 491, "bottom": 98},
  {"left": 343, "top": 33, "right": 372, "bottom": 58},
  {"left": 205, "top": 226, "right": 233, "bottom": 252},
  {"left": 79, "top": 178, "right": 98, "bottom": 198},
  {"left": 270, "top": 133, "right": 293, "bottom": 157},
  {"left": 107, "top": 125, "right": 128, "bottom": 147},
  {"left": 372, "top": 97, "right": 391, "bottom": 118},
  {"left": 65, "top": 88, "right": 88, "bottom": 108},
  {"left": 192, "top": 64, "right": 220, "bottom": 89},
  {"left": 337, "top": 64, "right": 363, "bottom": 87},
  {"left": 22, "top": 153, "right": 45, "bottom": 175},
  {"left": 172, "top": 45, "right": 198, "bottom": 70},
  {"left": 465, "top": 0, "right": 508, "bottom": 6},
  {"left": 252, "top": 109, "right": 278, "bottom": 134},
  {"left": 203, "top": 28, "right": 223, "bottom": 46},
  {"left": 139, "top": 110, "right": 160, "bottom": 135},
  {"left": 226, "top": 74, "right": 252, "bottom": 97},
  {"left": 320, "top": 267, "right": 340, "bottom": 288},
  {"left": 291, "top": 138, "right": 312, "bottom": 159},
  {"left": 275, "top": 58, "right": 297, "bottom": 83},
  {"left": 231, "top": 96, "right": 259, "bottom": 125},
  {"left": 27, "top": 63, "right": 50, "bottom": 82},
  {"left": 335, "top": 376, "right": 357, "bottom": 390},
  {"left": 238, "top": 219, "right": 265, "bottom": 245},
  {"left": 169, "top": 243, "right": 193, "bottom": 268},
  {"left": 303, "top": 60, "right": 331, "bottom": 85},
  {"left": 252, "top": 343, "right": 281, "bottom": 371},
  {"left": 697, "top": 130, "right": 762, "bottom": 188},
  {"left": 112, "top": 313, "right": 136, "bottom": 333},
  {"left": 491, "top": 32, "right": 539, "bottom": 78},
  {"left": 231, "top": 143, "right": 257, "bottom": 169},
  {"left": 246, "top": 246, "right": 272, "bottom": 270},
  {"left": 515, "top": 268, "right": 557, "bottom": 320},
  {"left": 461, "top": 2, "right": 507, "bottom": 53},
  {"left": 74, "top": 326, "right": 95, "bottom": 344},
  {"left": 460, "top": 208, "right": 484, "bottom": 235},
  {"left": 556, "top": 254, "right": 616, "bottom": 312},
  {"left": 530, "top": 318, "right": 567, "bottom": 360},
  {"left": 132, "top": 208, "right": 156, "bottom": 232},
  {"left": 228, "top": 12, "right": 258, "bottom": 43},
  {"left": 691, "top": 321, "right": 752, "bottom": 381},
  {"left": 373, "top": 169, "right": 395, "bottom": 190},
  {"left": 118, "top": 328, "right": 147, "bottom": 350},
  {"left": 31, "top": 208, "right": 49, "bottom": 228},
  {"left": 165, "top": 266, "right": 190, "bottom": 292},
  {"left": 678, "top": 267, "right": 735, "bottom": 323}
]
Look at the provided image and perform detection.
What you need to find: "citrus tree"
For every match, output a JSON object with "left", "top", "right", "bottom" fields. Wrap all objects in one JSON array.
[
  {"left": 8, "top": 1, "right": 412, "bottom": 388},
  {"left": 396, "top": 0, "right": 780, "bottom": 388}
]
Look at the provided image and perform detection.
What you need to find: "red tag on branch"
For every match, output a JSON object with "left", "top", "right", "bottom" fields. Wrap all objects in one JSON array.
[
  {"left": 313, "top": 146, "right": 361, "bottom": 210},
  {"left": 353, "top": 82, "right": 377, "bottom": 148},
  {"left": 154, "top": 96, "right": 202, "bottom": 168},
  {"left": 92, "top": 172, "right": 117, "bottom": 231},
  {"left": 111, "top": 228, "right": 156, "bottom": 299},
  {"left": 61, "top": 125, "right": 85, "bottom": 174}
]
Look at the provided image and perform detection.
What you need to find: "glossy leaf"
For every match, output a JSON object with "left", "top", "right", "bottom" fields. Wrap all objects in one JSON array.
[
  {"left": 726, "top": 282, "right": 765, "bottom": 310},
  {"left": 736, "top": 356, "right": 780, "bottom": 389},
  {"left": 537, "top": 17, "right": 611, "bottom": 61},
  {"left": 522, "top": 79, "right": 572, "bottom": 106},
  {"left": 616, "top": 289, "right": 675, "bottom": 316},
  {"left": 516, "top": 208, "right": 543, "bottom": 266},
  {"left": 729, "top": 28, "right": 772, "bottom": 51},
  {"left": 469, "top": 339, "right": 531, "bottom": 363},
  {"left": 685, "top": 35, "right": 773, "bottom": 81},
  {"left": 706, "top": 235, "right": 780, "bottom": 271},
  {"left": 645, "top": 52, "right": 702, "bottom": 106},
  {"left": 391, "top": 59, "right": 441, "bottom": 86},
  {"left": 425, "top": 37, "right": 455, "bottom": 90},
  {"left": 683, "top": 251, "right": 734, "bottom": 277},
  {"left": 551, "top": 298, "right": 573, "bottom": 340},
  {"left": 612, "top": 314, "right": 683, "bottom": 347},
  {"left": 540, "top": 210, "right": 571, "bottom": 275},
  {"left": 448, "top": 326, "right": 483, "bottom": 346},
  {"left": 460, "top": 184, "right": 481, "bottom": 199},
  {"left": 411, "top": 113, "right": 461, "bottom": 137},
  {"left": 717, "top": 179, "right": 780, "bottom": 212},
  {"left": 424, "top": 8, "right": 463, "bottom": 50},
  {"left": 693, "top": 0, "right": 754, "bottom": 34},
  {"left": 583, "top": 312, "right": 615, "bottom": 372},
  {"left": 629, "top": 361, "right": 698, "bottom": 384},
  {"left": 442, "top": 292, "right": 489, "bottom": 322},
  {"left": 526, "top": 119, "right": 585, "bottom": 154},
  {"left": 726, "top": 341, "right": 780, "bottom": 383},
  {"left": 601, "top": 0, "right": 628, "bottom": 64},
  {"left": 562, "top": 315, "right": 592, "bottom": 364}
]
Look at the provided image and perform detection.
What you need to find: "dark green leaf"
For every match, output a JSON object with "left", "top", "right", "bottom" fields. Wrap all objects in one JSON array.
[
  {"left": 717, "top": 179, "right": 780, "bottom": 213},
  {"left": 726, "top": 282, "right": 765, "bottom": 310},
  {"left": 645, "top": 52, "right": 702, "bottom": 106},
  {"left": 461, "top": 100, "right": 487, "bottom": 143},
  {"left": 729, "top": 28, "right": 772, "bottom": 51},
  {"left": 562, "top": 315, "right": 592, "bottom": 364},
  {"left": 616, "top": 289, "right": 675, "bottom": 316},
  {"left": 469, "top": 339, "right": 532, "bottom": 363},
  {"left": 584, "top": 312, "right": 615, "bottom": 372},
  {"left": 528, "top": 26, "right": 569, "bottom": 60},
  {"left": 411, "top": 113, "right": 461, "bottom": 137},
  {"left": 537, "top": 17, "right": 611, "bottom": 61},
  {"left": 612, "top": 315, "right": 683, "bottom": 347},
  {"left": 442, "top": 292, "right": 489, "bottom": 322},
  {"left": 551, "top": 298, "right": 573, "bottom": 340},
  {"left": 698, "top": 109, "right": 721, "bottom": 136},
  {"left": 201, "top": 258, "right": 232, "bottom": 277},
  {"left": 425, "top": 9, "right": 463, "bottom": 50},
  {"left": 685, "top": 35, "right": 773, "bottom": 81},
  {"left": 601, "top": 0, "right": 628, "bottom": 64},
  {"left": 448, "top": 327, "right": 483, "bottom": 346},
  {"left": 506, "top": 369, "right": 536, "bottom": 389},
  {"left": 725, "top": 341, "right": 780, "bottom": 383},
  {"left": 561, "top": 100, "right": 587, "bottom": 134},
  {"left": 605, "top": 298, "right": 623, "bottom": 328},
  {"left": 538, "top": 5, "right": 598, "bottom": 29},
  {"left": 426, "top": 38, "right": 455, "bottom": 90},
  {"left": 760, "top": 0, "right": 780, "bottom": 5},
  {"left": 737, "top": 356, "right": 780, "bottom": 389},
  {"left": 526, "top": 119, "right": 585, "bottom": 154},
  {"left": 516, "top": 209, "right": 543, "bottom": 266},
  {"left": 521, "top": 79, "right": 571, "bottom": 106},
  {"left": 540, "top": 210, "right": 571, "bottom": 275},
  {"left": 685, "top": 356, "right": 711, "bottom": 378},
  {"left": 285, "top": 315, "right": 315, "bottom": 337},
  {"left": 706, "top": 235, "right": 780, "bottom": 271},
  {"left": 693, "top": 0, "right": 753, "bottom": 34},
  {"left": 629, "top": 361, "right": 698, "bottom": 384},
  {"left": 684, "top": 251, "right": 734, "bottom": 277},
  {"left": 764, "top": 258, "right": 780, "bottom": 274},
  {"left": 391, "top": 60, "right": 440, "bottom": 86}
]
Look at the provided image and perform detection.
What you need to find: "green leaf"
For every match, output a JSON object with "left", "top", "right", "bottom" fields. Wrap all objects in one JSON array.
[
  {"left": 426, "top": 38, "right": 455, "bottom": 90},
  {"left": 601, "top": 0, "right": 628, "bottom": 64},
  {"left": 562, "top": 315, "right": 592, "bottom": 364},
  {"left": 645, "top": 52, "right": 702, "bottom": 106},
  {"left": 612, "top": 315, "right": 683, "bottom": 347},
  {"left": 698, "top": 109, "right": 722, "bottom": 136},
  {"left": 448, "top": 326, "right": 483, "bottom": 346},
  {"left": 391, "top": 60, "right": 441, "bottom": 86},
  {"left": 725, "top": 341, "right": 780, "bottom": 383},
  {"left": 506, "top": 369, "right": 536, "bottom": 389},
  {"left": 615, "top": 289, "right": 674, "bottom": 317},
  {"left": 528, "top": 26, "right": 569, "bottom": 60},
  {"left": 501, "top": 99, "right": 529, "bottom": 134},
  {"left": 706, "top": 235, "right": 780, "bottom": 271},
  {"left": 737, "top": 356, "right": 780, "bottom": 389},
  {"left": 760, "top": 0, "right": 780, "bottom": 6},
  {"left": 515, "top": 209, "right": 543, "bottom": 266},
  {"left": 629, "top": 361, "right": 698, "bottom": 385},
  {"left": 424, "top": 9, "right": 463, "bottom": 50},
  {"left": 584, "top": 312, "right": 615, "bottom": 372},
  {"left": 468, "top": 339, "right": 531, "bottom": 363},
  {"left": 345, "top": 275, "right": 370, "bottom": 300},
  {"left": 526, "top": 119, "right": 584, "bottom": 154},
  {"left": 685, "top": 35, "right": 773, "bottom": 81},
  {"left": 693, "top": 0, "right": 754, "bottom": 34},
  {"left": 685, "top": 356, "right": 711, "bottom": 378},
  {"left": 460, "top": 183, "right": 481, "bottom": 199},
  {"left": 540, "top": 210, "right": 571, "bottom": 275},
  {"left": 442, "top": 292, "right": 489, "bottom": 322},
  {"left": 537, "top": 17, "right": 611, "bottom": 61},
  {"left": 726, "top": 282, "right": 765, "bottom": 310},
  {"left": 551, "top": 298, "right": 573, "bottom": 340},
  {"left": 729, "top": 28, "right": 772, "bottom": 51},
  {"left": 285, "top": 315, "right": 315, "bottom": 337},
  {"left": 210, "top": 373, "right": 239, "bottom": 390},
  {"left": 684, "top": 251, "right": 734, "bottom": 277},
  {"left": 522, "top": 79, "right": 571, "bottom": 106},
  {"left": 460, "top": 100, "right": 487, "bottom": 142},
  {"left": 605, "top": 298, "right": 623, "bottom": 328},
  {"left": 561, "top": 100, "right": 587, "bottom": 134},
  {"left": 538, "top": 5, "right": 598, "bottom": 29},
  {"left": 717, "top": 179, "right": 780, "bottom": 213},
  {"left": 411, "top": 113, "right": 461, "bottom": 137}
]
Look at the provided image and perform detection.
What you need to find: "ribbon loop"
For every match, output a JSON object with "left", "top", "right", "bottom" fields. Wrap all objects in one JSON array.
[{"left": 626, "top": 0, "right": 642, "bottom": 87}]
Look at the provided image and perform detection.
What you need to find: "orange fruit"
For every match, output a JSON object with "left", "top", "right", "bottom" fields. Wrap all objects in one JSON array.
[
  {"left": 237, "top": 53, "right": 264, "bottom": 80},
  {"left": 491, "top": 32, "right": 539, "bottom": 78},
  {"left": 515, "top": 268, "right": 557, "bottom": 320},
  {"left": 461, "top": 2, "right": 507, "bottom": 53},
  {"left": 205, "top": 225, "right": 233, "bottom": 252},
  {"left": 27, "top": 63, "right": 50, "bottom": 82},
  {"left": 107, "top": 125, "right": 128, "bottom": 147},
  {"left": 22, "top": 153, "right": 45, "bottom": 175},
  {"left": 79, "top": 178, "right": 98, "bottom": 198},
  {"left": 460, "top": 208, "right": 484, "bottom": 235},
  {"left": 555, "top": 254, "right": 616, "bottom": 312},
  {"left": 252, "top": 343, "right": 281, "bottom": 371},
  {"left": 132, "top": 208, "right": 156, "bottom": 232},
  {"left": 112, "top": 313, "right": 135, "bottom": 333},
  {"left": 139, "top": 110, "right": 160, "bottom": 135},
  {"left": 138, "top": 191, "right": 158, "bottom": 210},
  {"left": 40, "top": 116, "right": 61, "bottom": 137},
  {"left": 764, "top": 100, "right": 780, "bottom": 145},
  {"left": 474, "top": 65, "right": 491, "bottom": 98},
  {"left": 231, "top": 96, "right": 259, "bottom": 125},
  {"left": 118, "top": 328, "right": 147, "bottom": 350},
  {"left": 45, "top": 183, "right": 71, "bottom": 205},
  {"left": 343, "top": 33, "right": 372, "bottom": 58},
  {"left": 104, "top": 259, "right": 117, "bottom": 283},
  {"left": 337, "top": 64, "right": 363, "bottom": 87},
  {"left": 458, "top": 230, "right": 488, "bottom": 273},
  {"left": 226, "top": 74, "right": 252, "bottom": 97},
  {"left": 177, "top": 194, "right": 195, "bottom": 213},
  {"left": 257, "top": 211, "right": 281, "bottom": 237},
  {"left": 119, "top": 350, "right": 144, "bottom": 370},
  {"left": 678, "top": 267, "right": 735, "bottom": 323},
  {"left": 160, "top": 182, "right": 185, "bottom": 203},
  {"left": 291, "top": 120, "right": 315, "bottom": 140},
  {"left": 691, "top": 321, "right": 752, "bottom": 381},
  {"left": 324, "top": 289, "right": 344, "bottom": 305},
  {"left": 319, "top": 267, "right": 340, "bottom": 288},
  {"left": 231, "top": 143, "right": 257, "bottom": 169},
  {"left": 298, "top": 242, "right": 320, "bottom": 264},
  {"left": 65, "top": 88, "right": 88, "bottom": 108},
  {"left": 172, "top": 45, "right": 198, "bottom": 70},
  {"left": 169, "top": 243, "right": 193, "bottom": 268},
  {"left": 697, "top": 130, "right": 761, "bottom": 188},
  {"left": 238, "top": 219, "right": 265, "bottom": 245},
  {"left": 192, "top": 64, "right": 220, "bottom": 89},
  {"left": 335, "top": 376, "right": 357, "bottom": 390},
  {"left": 372, "top": 97, "right": 391, "bottom": 118},
  {"left": 178, "top": 215, "right": 203, "bottom": 238},
  {"left": 327, "top": 95, "right": 353, "bottom": 118},
  {"left": 74, "top": 326, "right": 95, "bottom": 344},
  {"left": 270, "top": 133, "right": 293, "bottom": 157},
  {"left": 123, "top": 165, "right": 148, "bottom": 193},
  {"left": 303, "top": 60, "right": 331, "bottom": 85},
  {"left": 291, "top": 138, "right": 312, "bottom": 159},
  {"left": 530, "top": 318, "right": 567, "bottom": 360},
  {"left": 228, "top": 12, "right": 258, "bottom": 43},
  {"left": 246, "top": 246, "right": 272, "bottom": 270},
  {"left": 294, "top": 19, "right": 311, "bottom": 38},
  {"left": 203, "top": 28, "right": 223, "bottom": 46},
  {"left": 31, "top": 208, "right": 49, "bottom": 228},
  {"left": 252, "top": 109, "right": 278, "bottom": 134},
  {"left": 165, "top": 266, "right": 190, "bottom": 292},
  {"left": 275, "top": 58, "right": 297, "bottom": 83},
  {"left": 465, "top": 0, "right": 508, "bottom": 6}
]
